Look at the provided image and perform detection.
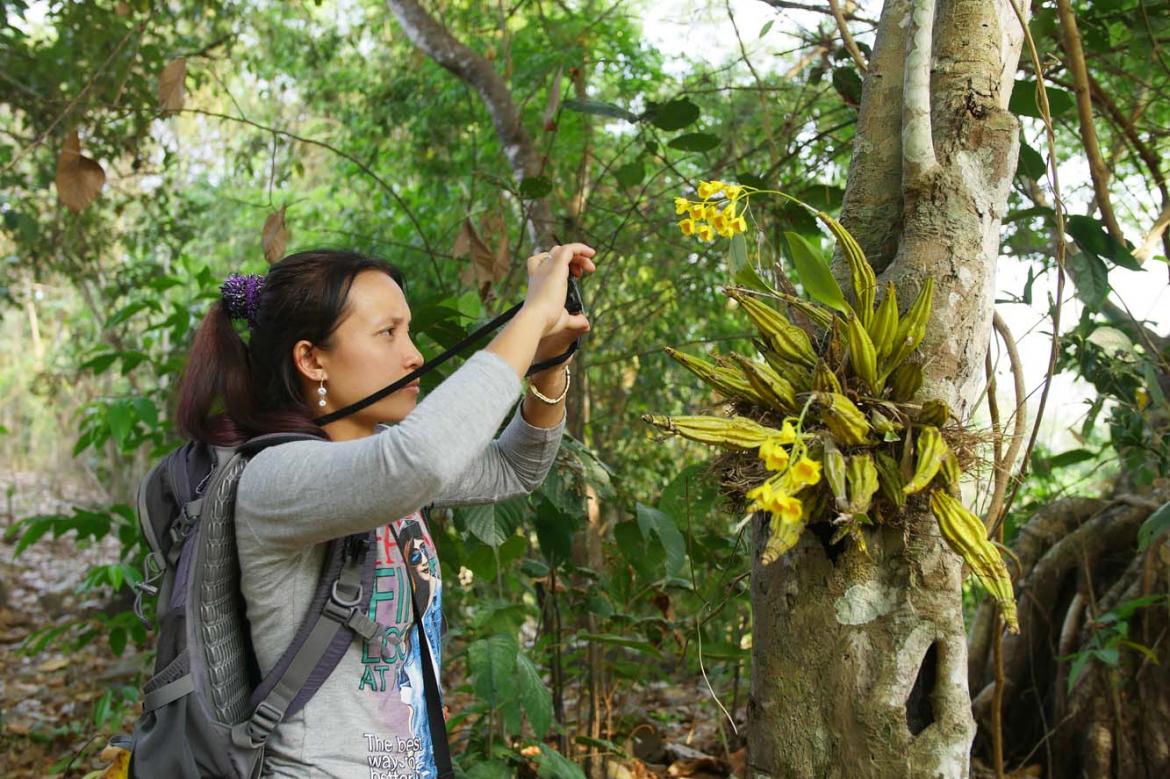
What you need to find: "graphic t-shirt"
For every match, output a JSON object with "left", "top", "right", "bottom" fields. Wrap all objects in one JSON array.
[
  {"left": 234, "top": 350, "right": 565, "bottom": 778},
  {"left": 358, "top": 511, "right": 444, "bottom": 778}
]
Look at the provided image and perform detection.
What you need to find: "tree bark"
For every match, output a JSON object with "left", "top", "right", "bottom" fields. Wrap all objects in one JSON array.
[{"left": 749, "top": 1, "right": 1026, "bottom": 776}]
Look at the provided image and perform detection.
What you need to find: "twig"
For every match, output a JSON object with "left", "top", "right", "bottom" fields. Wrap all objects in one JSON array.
[
  {"left": 1055, "top": 0, "right": 1125, "bottom": 243},
  {"left": 2, "top": 19, "right": 145, "bottom": 175},
  {"left": 179, "top": 108, "right": 441, "bottom": 284},
  {"left": 984, "top": 313, "right": 1027, "bottom": 531},
  {"left": 991, "top": 0, "right": 1069, "bottom": 540},
  {"left": 829, "top": 0, "right": 868, "bottom": 71}
]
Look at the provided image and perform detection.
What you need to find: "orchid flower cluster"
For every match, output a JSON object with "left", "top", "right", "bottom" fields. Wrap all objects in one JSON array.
[
  {"left": 674, "top": 180, "right": 749, "bottom": 242},
  {"left": 745, "top": 419, "right": 823, "bottom": 529}
]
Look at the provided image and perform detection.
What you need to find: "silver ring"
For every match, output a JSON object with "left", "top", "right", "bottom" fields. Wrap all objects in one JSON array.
[{"left": 537, "top": 251, "right": 553, "bottom": 262}]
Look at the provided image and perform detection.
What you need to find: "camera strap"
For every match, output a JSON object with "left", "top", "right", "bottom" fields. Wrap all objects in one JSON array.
[{"left": 313, "top": 279, "right": 581, "bottom": 427}]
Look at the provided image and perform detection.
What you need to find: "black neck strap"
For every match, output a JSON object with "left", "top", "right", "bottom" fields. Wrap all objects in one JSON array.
[{"left": 313, "top": 297, "right": 578, "bottom": 428}]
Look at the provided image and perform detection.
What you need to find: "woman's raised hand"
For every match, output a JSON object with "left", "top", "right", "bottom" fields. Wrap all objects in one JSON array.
[{"left": 522, "top": 242, "right": 596, "bottom": 338}]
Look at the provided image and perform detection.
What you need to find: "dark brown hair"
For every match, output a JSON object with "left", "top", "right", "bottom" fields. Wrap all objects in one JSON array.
[{"left": 176, "top": 249, "right": 405, "bottom": 445}]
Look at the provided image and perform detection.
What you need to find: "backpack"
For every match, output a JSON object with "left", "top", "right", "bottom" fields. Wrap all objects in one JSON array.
[{"left": 111, "top": 433, "right": 428, "bottom": 778}]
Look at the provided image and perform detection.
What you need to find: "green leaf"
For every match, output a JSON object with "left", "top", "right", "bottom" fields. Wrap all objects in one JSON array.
[
  {"left": 107, "top": 301, "right": 152, "bottom": 327},
  {"left": 561, "top": 98, "right": 637, "bottom": 122},
  {"left": 467, "top": 761, "right": 514, "bottom": 779},
  {"left": 758, "top": 19, "right": 774, "bottom": 37},
  {"left": 534, "top": 495, "right": 575, "bottom": 565},
  {"left": 614, "top": 160, "right": 645, "bottom": 188},
  {"left": 1068, "top": 251, "right": 1110, "bottom": 311},
  {"left": 519, "top": 176, "right": 553, "bottom": 199},
  {"left": 613, "top": 521, "right": 654, "bottom": 580},
  {"left": 1066, "top": 215, "right": 1141, "bottom": 271},
  {"left": 516, "top": 653, "right": 553, "bottom": 737},
  {"left": 658, "top": 464, "right": 718, "bottom": 529},
  {"left": 534, "top": 745, "right": 586, "bottom": 779},
  {"left": 133, "top": 397, "right": 159, "bottom": 429},
  {"left": 469, "top": 633, "right": 519, "bottom": 707},
  {"left": 108, "top": 626, "right": 127, "bottom": 657},
  {"left": 635, "top": 502, "right": 685, "bottom": 577},
  {"left": 577, "top": 632, "right": 662, "bottom": 656},
  {"left": 646, "top": 98, "right": 700, "bottom": 131},
  {"left": 81, "top": 352, "right": 119, "bottom": 374},
  {"left": 831, "top": 66, "right": 863, "bottom": 105},
  {"left": 728, "top": 233, "right": 770, "bottom": 293},
  {"left": 1138, "top": 501, "right": 1170, "bottom": 551},
  {"left": 107, "top": 400, "right": 134, "bottom": 448},
  {"left": 667, "top": 132, "right": 720, "bottom": 152},
  {"left": 784, "top": 231, "right": 849, "bottom": 313},
  {"left": 465, "top": 504, "right": 508, "bottom": 547},
  {"left": 1017, "top": 140, "right": 1046, "bottom": 180},
  {"left": 1009, "top": 80, "right": 1075, "bottom": 118}
]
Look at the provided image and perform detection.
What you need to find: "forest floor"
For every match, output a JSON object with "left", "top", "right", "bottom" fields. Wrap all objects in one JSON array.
[{"left": 1, "top": 474, "right": 746, "bottom": 778}]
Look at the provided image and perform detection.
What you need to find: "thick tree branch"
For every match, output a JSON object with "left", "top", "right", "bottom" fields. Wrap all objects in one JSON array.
[
  {"left": 385, "top": 0, "right": 554, "bottom": 246},
  {"left": 834, "top": 0, "right": 911, "bottom": 275},
  {"left": 902, "top": 0, "right": 939, "bottom": 184},
  {"left": 1055, "top": 0, "right": 1125, "bottom": 244}
]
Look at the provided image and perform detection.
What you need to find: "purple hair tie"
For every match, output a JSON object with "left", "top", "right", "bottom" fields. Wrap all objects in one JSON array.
[{"left": 220, "top": 273, "right": 265, "bottom": 327}]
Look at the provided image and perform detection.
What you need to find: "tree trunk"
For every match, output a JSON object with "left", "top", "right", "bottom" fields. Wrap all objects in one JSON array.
[{"left": 748, "top": 1, "right": 1026, "bottom": 776}]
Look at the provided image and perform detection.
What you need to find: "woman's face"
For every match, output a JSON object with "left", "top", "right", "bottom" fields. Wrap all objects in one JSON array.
[{"left": 306, "top": 270, "right": 425, "bottom": 434}]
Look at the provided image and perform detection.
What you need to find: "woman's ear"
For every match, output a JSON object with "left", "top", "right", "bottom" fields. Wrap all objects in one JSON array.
[{"left": 292, "top": 339, "right": 328, "bottom": 382}]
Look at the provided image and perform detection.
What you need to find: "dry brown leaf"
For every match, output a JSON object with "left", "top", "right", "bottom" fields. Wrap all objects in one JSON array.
[
  {"left": 543, "top": 64, "right": 564, "bottom": 131},
  {"left": 158, "top": 58, "right": 187, "bottom": 113},
  {"left": 38, "top": 656, "right": 70, "bottom": 673},
  {"left": 97, "top": 745, "right": 130, "bottom": 779},
  {"left": 261, "top": 207, "right": 288, "bottom": 264},
  {"left": 453, "top": 214, "right": 509, "bottom": 298},
  {"left": 55, "top": 130, "right": 105, "bottom": 212}
]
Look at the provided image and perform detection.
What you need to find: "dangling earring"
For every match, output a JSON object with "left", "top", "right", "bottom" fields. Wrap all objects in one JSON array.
[{"left": 317, "top": 378, "right": 327, "bottom": 408}]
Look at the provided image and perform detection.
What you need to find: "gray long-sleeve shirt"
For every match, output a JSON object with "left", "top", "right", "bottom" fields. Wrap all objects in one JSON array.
[{"left": 236, "top": 350, "right": 565, "bottom": 777}]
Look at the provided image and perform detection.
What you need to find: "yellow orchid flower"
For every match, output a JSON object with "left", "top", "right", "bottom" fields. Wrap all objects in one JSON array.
[
  {"left": 678, "top": 218, "right": 696, "bottom": 236},
  {"left": 696, "top": 223, "right": 715, "bottom": 242},
  {"left": 758, "top": 437, "right": 790, "bottom": 471},
  {"left": 745, "top": 480, "right": 774, "bottom": 511},
  {"left": 772, "top": 493, "right": 803, "bottom": 524},
  {"left": 675, "top": 197, "right": 690, "bottom": 215},
  {"left": 724, "top": 184, "right": 743, "bottom": 201},
  {"left": 731, "top": 216, "right": 748, "bottom": 234},
  {"left": 703, "top": 204, "right": 718, "bottom": 221},
  {"left": 711, "top": 209, "right": 729, "bottom": 234},
  {"left": 722, "top": 202, "right": 737, "bottom": 220},
  {"left": 790, "top": 456, "right": 822, "bottom": 487},
  {"left": 697, "top": 180, "right": 724, "bottom": 199},
  {"left": 775, "top": 420, "right": 797, "bottom": 444},
  {"left": 689, "top": 203, "right": 706, "bottom": 220}
]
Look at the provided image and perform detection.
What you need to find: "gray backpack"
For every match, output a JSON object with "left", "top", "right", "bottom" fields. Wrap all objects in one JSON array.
[{"left": 112, "top": 434, "right": 392, "bottom": 778}]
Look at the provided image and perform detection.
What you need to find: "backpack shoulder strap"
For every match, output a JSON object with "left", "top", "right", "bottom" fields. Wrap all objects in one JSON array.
[{"left": 232, "top": 531, "right": 384, "bottom": 750}]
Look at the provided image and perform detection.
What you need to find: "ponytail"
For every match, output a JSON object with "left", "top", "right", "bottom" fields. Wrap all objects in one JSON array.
[{"left": 175, "top": 302, "right": 262, "bottom": 446}]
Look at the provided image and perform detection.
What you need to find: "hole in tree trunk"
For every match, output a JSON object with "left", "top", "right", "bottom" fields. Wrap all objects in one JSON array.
[
  {"left": 906, "top": 641, "right": 938, "bottom": 736},
  {"left": 807, "top": 520, "right": 846, "bottom": 564}
]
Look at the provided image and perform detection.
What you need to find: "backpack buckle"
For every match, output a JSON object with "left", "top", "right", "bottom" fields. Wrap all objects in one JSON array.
[
  {"left": 330, "top": 580, "right": 363, "bottom": 609},
  {"left": 248, "top": 701, "right": 283, "bottom": 746}
]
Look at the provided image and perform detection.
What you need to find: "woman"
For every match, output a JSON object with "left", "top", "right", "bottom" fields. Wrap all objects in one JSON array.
[{"left": 175, "top": 243, "right": 595, "bottom": 777}]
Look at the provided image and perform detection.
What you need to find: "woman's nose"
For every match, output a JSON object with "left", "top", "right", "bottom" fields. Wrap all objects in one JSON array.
[{"left": 406, "top": 340, "right": 424, "bottom": 369}]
